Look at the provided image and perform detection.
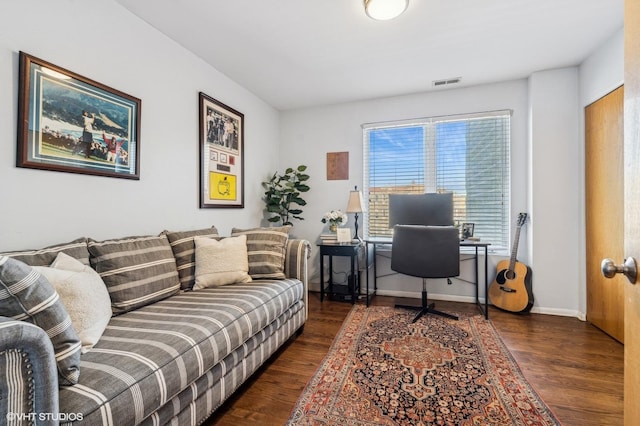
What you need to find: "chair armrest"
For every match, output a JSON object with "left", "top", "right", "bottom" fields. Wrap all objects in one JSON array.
[
  {"left": 285, "top": 239, "right": 311, "bottom": 319},
  {"left": 0, "top": 317, "right": 59, "bottom": 422}
]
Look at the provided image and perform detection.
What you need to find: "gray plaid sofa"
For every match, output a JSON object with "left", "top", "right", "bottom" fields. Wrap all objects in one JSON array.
[{"left": 0, "top": 229, "right": 309, "bottom": 425}]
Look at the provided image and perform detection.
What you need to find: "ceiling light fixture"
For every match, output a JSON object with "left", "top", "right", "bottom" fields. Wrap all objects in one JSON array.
[{"left": 364, "top": 0, "right": 409, "bottom": 21}]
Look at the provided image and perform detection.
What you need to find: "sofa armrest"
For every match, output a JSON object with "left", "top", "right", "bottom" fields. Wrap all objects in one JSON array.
[
  {"left": 285, "top": 239, "right": 311, "bottom": 319},
  {"left": 0, "top": 317, "right": 59, "bottom": 423}
]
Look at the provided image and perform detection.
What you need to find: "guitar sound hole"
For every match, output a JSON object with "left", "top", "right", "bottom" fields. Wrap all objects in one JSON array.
[{"left": 496, "top": 269, "right": 517, "bottom": 284}]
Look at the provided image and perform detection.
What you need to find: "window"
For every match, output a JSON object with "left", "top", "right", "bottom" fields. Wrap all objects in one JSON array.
[{"left": 363, "top": 110, "right": 511, "bottom": 251}]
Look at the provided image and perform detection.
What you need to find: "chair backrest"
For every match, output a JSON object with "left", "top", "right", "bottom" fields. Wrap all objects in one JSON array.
[
  {"left": 390, "top": 225, "right": 460, "bottom": 278},
  {"left": 388, "top": 192, "right": 454, "bottom": 228}
]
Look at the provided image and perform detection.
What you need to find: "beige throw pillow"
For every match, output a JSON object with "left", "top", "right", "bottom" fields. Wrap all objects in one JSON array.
[
  {"left": 193, "top": 235, "right": 252, "bottom": 289},
  {"left": 35, "top": 252, "right": 112, "bottom": 353}
]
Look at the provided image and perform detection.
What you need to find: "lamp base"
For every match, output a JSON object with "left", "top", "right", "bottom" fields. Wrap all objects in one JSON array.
[{"left": 353, "top": 213, "right": 361, "bottom": 242}]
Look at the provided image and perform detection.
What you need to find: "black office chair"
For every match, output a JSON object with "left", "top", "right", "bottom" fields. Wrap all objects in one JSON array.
[{"left": 391, "top": 225, "right": 460, "bottom": 322}]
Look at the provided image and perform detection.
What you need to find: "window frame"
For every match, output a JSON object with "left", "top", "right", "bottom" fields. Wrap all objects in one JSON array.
[{"left": 362, "top": 110, "right": 512, "bottom": 252}]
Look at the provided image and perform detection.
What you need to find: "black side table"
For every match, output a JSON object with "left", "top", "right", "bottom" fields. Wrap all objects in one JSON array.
[{"left": 318, "top": 242, "right": 363, "bottom": 304}]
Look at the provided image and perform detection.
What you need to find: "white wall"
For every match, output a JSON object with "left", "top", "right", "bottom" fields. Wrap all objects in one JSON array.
[
  {"left": 280, "top": 30, "right": 624, "bottom": 317},
  {"left": 528, "top": 68, "right": 581, "bottom": 316},
  {"left": 0, "top": 0, "right": 280, "bottom": 250},
  {"left": 280, "top": 80, "right": 530, "bottom": 303},
  {"left": 580, "top": 29, "right": 624, "bottom": 107}
]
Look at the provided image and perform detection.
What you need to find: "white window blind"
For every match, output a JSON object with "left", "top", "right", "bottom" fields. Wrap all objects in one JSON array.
[{"left": 362, "top": 110, "right": 511, "bottom": 251}]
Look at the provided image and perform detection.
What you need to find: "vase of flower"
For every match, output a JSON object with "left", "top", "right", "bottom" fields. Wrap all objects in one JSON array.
[{"left": 322, "top": 210, "right": 348, "bottom": 233}]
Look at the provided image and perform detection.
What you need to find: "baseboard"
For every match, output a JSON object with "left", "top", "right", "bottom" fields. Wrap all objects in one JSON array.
[
  {"left": 309, "top": 286, "right": 586, "bottom": 321},
  {"left": 530, "top": 306, "right": 586, "bottom": 320},
  {"left": 378, "top": 289, "right": 586, "bottom": 320}
]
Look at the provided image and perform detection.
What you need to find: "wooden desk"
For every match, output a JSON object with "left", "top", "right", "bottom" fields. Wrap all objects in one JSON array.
[{"left": 365, "top": 239, "right": 491, "bottom": 318}]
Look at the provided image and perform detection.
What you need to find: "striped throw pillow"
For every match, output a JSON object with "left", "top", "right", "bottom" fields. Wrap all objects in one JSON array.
[
  {"left": 0, "top": 256, "right": 82, "bottom": 385},
  {"left": 88, "top": 235, "right": 181, "bottom": 315},
  {"left": 162, "top": 227, "right": 219, "bottom": 290},
  {"left": 231, "top": 226, "right": 291, "bottom": 279},
  {"left": 0, "top": 237, "right": 89, "bottom": 267}
]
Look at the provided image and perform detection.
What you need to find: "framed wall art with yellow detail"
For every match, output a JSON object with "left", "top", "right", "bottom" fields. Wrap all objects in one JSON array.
[{"left": 198, "top": 92, "right": 244, "bottom": 208}]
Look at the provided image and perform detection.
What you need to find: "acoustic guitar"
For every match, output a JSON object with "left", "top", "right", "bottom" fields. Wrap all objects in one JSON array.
[{"left": 488, "top": 213, "right": 534, "bottom": 313}]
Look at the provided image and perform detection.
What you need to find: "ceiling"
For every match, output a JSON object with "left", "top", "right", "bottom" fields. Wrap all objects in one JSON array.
[{"left": 115, "top": 0, "right": 623, "bottom": 111}]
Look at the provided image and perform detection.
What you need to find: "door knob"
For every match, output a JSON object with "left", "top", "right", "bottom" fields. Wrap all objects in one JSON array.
[{"left": 601, "top": 257, "right": 637, "bottom": 284}]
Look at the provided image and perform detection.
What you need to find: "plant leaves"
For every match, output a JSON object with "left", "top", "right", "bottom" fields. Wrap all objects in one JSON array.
[
  {"left": 263, "top": 164, "right": 310, "bottom": 225},
  {"left": 291, "top": 197, "right": 307, "bottom": 206}
]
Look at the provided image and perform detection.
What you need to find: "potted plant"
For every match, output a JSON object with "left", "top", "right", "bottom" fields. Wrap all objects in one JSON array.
[{"left": 262, "top": 165, "right": 310, "bottom": 226}]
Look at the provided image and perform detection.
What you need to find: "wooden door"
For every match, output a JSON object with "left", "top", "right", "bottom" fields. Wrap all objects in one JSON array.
[
  {"left": 624, "top": 0, "right": 640, "bottom": 423},
  {"left": 585, "top": 86, "right": 624, "bottom": 342}
]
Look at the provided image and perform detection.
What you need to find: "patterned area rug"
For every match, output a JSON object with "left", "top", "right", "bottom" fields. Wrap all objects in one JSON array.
[{"left": 288, "top": 305, "right": 560, "bottom": 425}]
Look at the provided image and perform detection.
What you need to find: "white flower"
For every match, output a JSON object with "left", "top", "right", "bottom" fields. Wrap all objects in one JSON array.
[{"left": 321, "top": 209, "right": 348, "bottom": 226}]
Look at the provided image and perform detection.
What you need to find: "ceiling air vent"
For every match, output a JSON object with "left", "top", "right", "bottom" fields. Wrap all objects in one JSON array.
[{"left": 433, "top": 77, "right": 462, "bottom": 87}]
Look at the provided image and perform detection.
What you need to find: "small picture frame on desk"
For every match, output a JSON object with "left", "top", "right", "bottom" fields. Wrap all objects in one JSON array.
[
  {"left": 462, "top": 223, "right": 475, "bottom": 239},
  {"left": 336, "top": 228, "right": 352, "bottom": 243}
]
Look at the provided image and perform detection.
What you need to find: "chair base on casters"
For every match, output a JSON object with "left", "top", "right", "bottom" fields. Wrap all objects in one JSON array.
[{"left": 396, "top": 285, "right": 458, "bottom": 323}]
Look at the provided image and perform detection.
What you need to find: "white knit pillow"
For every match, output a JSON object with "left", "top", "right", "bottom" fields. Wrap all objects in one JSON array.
[
  {"left": 35, "top": 252, "right": 112, "bottom": 353},
  {"left": 193, "top": 235, "right": 252, "bottom": 289}
]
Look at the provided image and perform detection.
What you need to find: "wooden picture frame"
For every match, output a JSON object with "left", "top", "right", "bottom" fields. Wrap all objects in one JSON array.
[
  {"left": 17, "top": 52, "right": 141, "bottom": 179},
  {"left": 199, "top": 92, "right": 244, "bottom": 208}
]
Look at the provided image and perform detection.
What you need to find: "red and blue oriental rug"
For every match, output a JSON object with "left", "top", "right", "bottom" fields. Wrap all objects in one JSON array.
[{"left": 288, "top": 305, "right": 559, "bottom": 425}]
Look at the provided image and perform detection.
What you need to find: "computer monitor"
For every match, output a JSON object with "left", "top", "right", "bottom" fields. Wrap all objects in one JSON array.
[{"left": 388, "top": 192, "right": 454, "bottom": 227}]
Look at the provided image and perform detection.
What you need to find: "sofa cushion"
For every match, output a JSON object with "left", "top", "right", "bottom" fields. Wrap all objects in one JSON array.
[
  {"left": 193, "top": 235, "right": 252, "bottom": 289},
  {"left": 57, "top": 279, "right": 305, "bottom": 425},
  {"left": 163, "top": 226, "right": 220, "bottom": 290},
  {"left": 0, "top": 256, "right": 82, "bottom": 385},
  {"left": 0, "top": 237, "right": 89, "bottom": 267},
  {"left": 231, "top": 226, "right": 291, "bottom": 279},
  {"left": 88, "top": 235, "right": 181, "bottom": 315},
  {"left": 35, "top": 253, "right": 111, "bottom": 353},
  {"left": 137, "top": 303, "right": 307, "bottom": 426}
]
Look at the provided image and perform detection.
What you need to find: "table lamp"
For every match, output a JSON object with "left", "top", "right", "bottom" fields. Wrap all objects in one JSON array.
[{"left": 346, "top": 186, "right": 365, "bottom": 241}]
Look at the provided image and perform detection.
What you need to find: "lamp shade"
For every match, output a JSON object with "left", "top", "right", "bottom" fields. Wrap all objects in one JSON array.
[
  {"left": 364, "top": 0, "right": 409, "bottom": 21},
  {"left": 346, "top": 188, "right": 365, "bottom": 213}
]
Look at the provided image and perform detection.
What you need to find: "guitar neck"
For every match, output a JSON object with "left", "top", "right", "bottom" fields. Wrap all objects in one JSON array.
[{"left": 508, "top": 225, "right": 522, "bottom": 270}]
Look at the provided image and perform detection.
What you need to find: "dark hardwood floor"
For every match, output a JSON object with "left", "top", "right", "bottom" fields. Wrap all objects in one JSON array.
[{"left": 204, "top": 292, "right": 623, "bottom": 426}]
